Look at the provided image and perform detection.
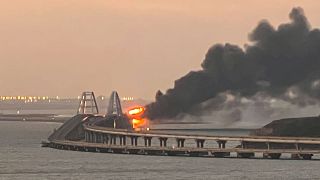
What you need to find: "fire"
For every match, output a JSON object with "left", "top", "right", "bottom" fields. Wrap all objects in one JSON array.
[
  {"left": 127, "top": 106, "right": 149, "bottom": 130},
  {"left": 132, "top": 118, "right": 145, "bottom": 129},
  {"left": 128, "top": 107, "right": 145, "bottom": 116}
]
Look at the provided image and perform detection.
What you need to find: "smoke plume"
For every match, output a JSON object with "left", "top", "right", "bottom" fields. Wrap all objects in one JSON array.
[{"left": 145, "top": 7, "right": 320, "bottom": 123}]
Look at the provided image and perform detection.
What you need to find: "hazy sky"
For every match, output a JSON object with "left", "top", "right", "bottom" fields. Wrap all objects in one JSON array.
[{"left": 0, "top": 0, "right": 319, "bottom": 99}]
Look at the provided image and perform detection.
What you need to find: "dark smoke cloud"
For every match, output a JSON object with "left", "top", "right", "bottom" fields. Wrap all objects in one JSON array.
[{"left": 146, "top": 7, "right": 320, "bottom": 121}]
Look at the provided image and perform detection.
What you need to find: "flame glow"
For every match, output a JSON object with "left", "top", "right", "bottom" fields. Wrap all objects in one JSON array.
[
  {"left": 132, "top": 118, "right": 145, "bottom": 129},
  {"left": 127, "top": 106, "right": 149, "bottom": 130},
  {"left": 128, "top": 107, "right": 145, "bottom": 116}
]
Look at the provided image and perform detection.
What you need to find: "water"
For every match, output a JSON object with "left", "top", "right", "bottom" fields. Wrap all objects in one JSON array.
[{"left": 0, "top": 121, "right": 320, "bottom": 179}]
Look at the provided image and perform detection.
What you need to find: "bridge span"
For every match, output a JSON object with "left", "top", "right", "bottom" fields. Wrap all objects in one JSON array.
[
  {"left": 43, "top": 118, "right": 320, "bottom": 160},
  {"left": 43, "top": 91, "right": 320, "bottom": 160}
]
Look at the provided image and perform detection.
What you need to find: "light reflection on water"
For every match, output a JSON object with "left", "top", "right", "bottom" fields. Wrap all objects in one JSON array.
[{"left": 0, "top": 121, "right": 319, "bottom": 180}]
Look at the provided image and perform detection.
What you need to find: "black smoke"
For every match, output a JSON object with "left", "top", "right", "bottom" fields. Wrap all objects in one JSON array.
[{"left": 146, "top": 7, "right": 320, "bottom": 121}]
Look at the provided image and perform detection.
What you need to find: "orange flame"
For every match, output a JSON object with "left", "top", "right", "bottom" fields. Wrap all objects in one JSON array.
[
  {"left": 132, "top": 118, "right": 145, "bottom": 129},
  {"left": 128, "top": 106, "right": 145, "bottom": 116},
  {"left": 127, "top": 106, "right": 148, "bottom": 130}
]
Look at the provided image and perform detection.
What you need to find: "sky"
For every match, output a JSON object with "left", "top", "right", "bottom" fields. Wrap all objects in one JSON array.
[{"left": 0, "top": 0, "right": 319, "bottom": 100}]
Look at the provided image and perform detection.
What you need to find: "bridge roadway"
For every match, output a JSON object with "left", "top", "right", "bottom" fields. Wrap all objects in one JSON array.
[
  {"left": 49, "top": 139, "right": 320, "bottom": 155},
  {"left": 84, "top": 124, "right": 320, "bottom": 145},
  {"left": 41, "top": 122, "right": 320, "bottom": 160}
]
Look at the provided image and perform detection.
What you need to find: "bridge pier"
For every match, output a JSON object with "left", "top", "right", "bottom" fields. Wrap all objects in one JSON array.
[
  {"left": 109, "top": 135, "right": 117, "bottom": 145},
  {"left": 130, "top": 136, "right": 138, "bottom": 146},
  {"left": 93, "top": 133, "right": 97, "bottom": 143},
  {"left": 88, "top": 131, "right": 92, "bottom": 142},
  {"left": 85, "top": 131, "right": 88, "bottom": 142},
  {"left": 159, "top": 137, "right": 168, "bottom": 147},
  {"left": 103, "top": 134, "right": 109, "bottom": 144},
  {"left": 119, "top": 136, "right": 126, "bottom": 146},
  {"left": 97, "top": 133, "right": 101, "bottom": 143},
  {"left": 176, "top": 138, "right": 185, "bottom": 148},
  {"left": 217, "top": 140, "right": 227, "bottom": 148},
  {"left": 195, "top": 139, "right": 205, "bottom": 148},
  {"left": 144, "top": 137, "right": 152, "bottom": 147}
]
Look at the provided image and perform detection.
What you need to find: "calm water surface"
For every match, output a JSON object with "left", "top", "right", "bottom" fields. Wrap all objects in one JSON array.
[{"left": 0, "top": 121, "right": 319, "bottom": 180}]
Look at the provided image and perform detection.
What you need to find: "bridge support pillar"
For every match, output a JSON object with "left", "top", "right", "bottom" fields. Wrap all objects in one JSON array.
[
  {"left": 97, "top": 133, "right": 101, "bottom": 143},
  {"left": 103, "top": 134, "right": 109, "bottom": 144},
  {"left": 119, "top": 136, "right": 126, "bottom": 146},
  {"left": 196, "top": 139, "right": 205, "bottom": 148},
  {"left": 123, "top": 136, "right": 126, "bottom": 146},
  {"left": 159, "top": 137, "right": 168, "bottom": 147},
  {"left": 87, "top": 132, "right": 90, "bottom": 142},
  {"left": 176, "top": 138, "right": 185, "bottom": 148},
  {"left": 89, "top": 132, "right": 93, "bottom": 142},
  {"left": 93, "top": 133, "right": 97, "bottom": 143},
  {"left": 217, "top": 140, "right": 227, "bottom": 149},
  {"left": 144, "top": 137, "right": 152, "bottom": 147},
  {"left": 110, "top": 135, "right": 116, "bottom": 145},
  {"left": 85, "top": 131, "right": 88, "bottom": 142},
  {"left": 130, "top": 136, "right": 138, "bottom": 146}
]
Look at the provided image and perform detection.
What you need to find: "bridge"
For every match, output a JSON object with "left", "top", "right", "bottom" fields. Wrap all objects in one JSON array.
[{"left": 43, "top": 91, "right": 320, "bottom": 160}]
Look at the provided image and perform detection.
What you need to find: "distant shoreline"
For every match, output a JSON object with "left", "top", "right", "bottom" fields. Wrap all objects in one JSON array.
[
  {"left": 0, "top": 114, "right": 256, "bottom": 130},
  {"left": 0, "top": 114, "right": 69, "bottom": 123},
  {"left": 0, "top": 119, "right": 65, "bottom": 123}
]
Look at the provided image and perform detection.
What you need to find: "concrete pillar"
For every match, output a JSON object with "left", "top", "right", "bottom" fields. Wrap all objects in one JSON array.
[
  {"left": 99, "top": 133, "right": 102, "bottom": 143},
  {"left": 135, "top": 137, "right": 138, "bottom": 146},
  {"left": 148, "top": 138, "right": 152, "bottom": 146},
  {"left": 85, "top": 131, "right": 88, "bottom": 142},
  {"left": 94, "top": 133, "right": 97, "bottom": 143},
  {"left": 113, "top": 136, "right": 117, "bottom": 145},
  {"left": 131, "top": 136, "right": 138, "bottom": 146},
  {"left": 176, "top": 138, "right": 185, "bottom": 148},
  {"left": 96, "top": 133, "right": 99, "bottom": 143},
  {"left": 123, "top": 136, "right": 126, "bottom": 146},
  {"left": 119, "top": 136, "right": 126, "bottom": 146},
  {"left": 89, "top": 132, "right": 93, "bottom": 142},
  {"left": 196, "top": 139, "right": 205, "bottom": 148},
  {"left": 102, "top": 134, "right": 106, "bottom": 144},
  {"left": 110, "top": 135, "right": 113, "bottom": 145},
  {"left": 97, "top": 133, "right": 100, "bottom": 143},
  {"left": 159, "top": 138, "right": 168, "bottom": 147},
  {"left": 144, "top": 137, "right": 152, "bottom": 147},
  {"left": 120, "top": 136, "right": 123, "bottom": 145},
  {"left": 91, "top": 132, "right": 94, "bottom": 143},
  {"left": 217, "top": 140, "right": 227, "bottom": 149},
  {"left": 144, "top": 137, "right": 148, "bottom": 146},
  {"left": 98, "top": 133, "right": 101, "bottom": 143},
  {"left": 105, "top": 134, "right": 109, "bottom": 144}
]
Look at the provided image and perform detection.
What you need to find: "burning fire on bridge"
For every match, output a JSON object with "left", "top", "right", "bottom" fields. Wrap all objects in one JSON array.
[{"left": 127, "top": 106, "right": 149, "bottom": 131}]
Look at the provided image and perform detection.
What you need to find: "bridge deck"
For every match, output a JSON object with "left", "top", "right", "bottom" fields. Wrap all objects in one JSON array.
[
  {"left": 49, "top": 140, "right": 320, "bottom": 155},
  {"left": 84, "top": 125, "right": 320, "bottom": 145},
  {"left": 44, "top": 123, "right": 320, "bottom": 160}
]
